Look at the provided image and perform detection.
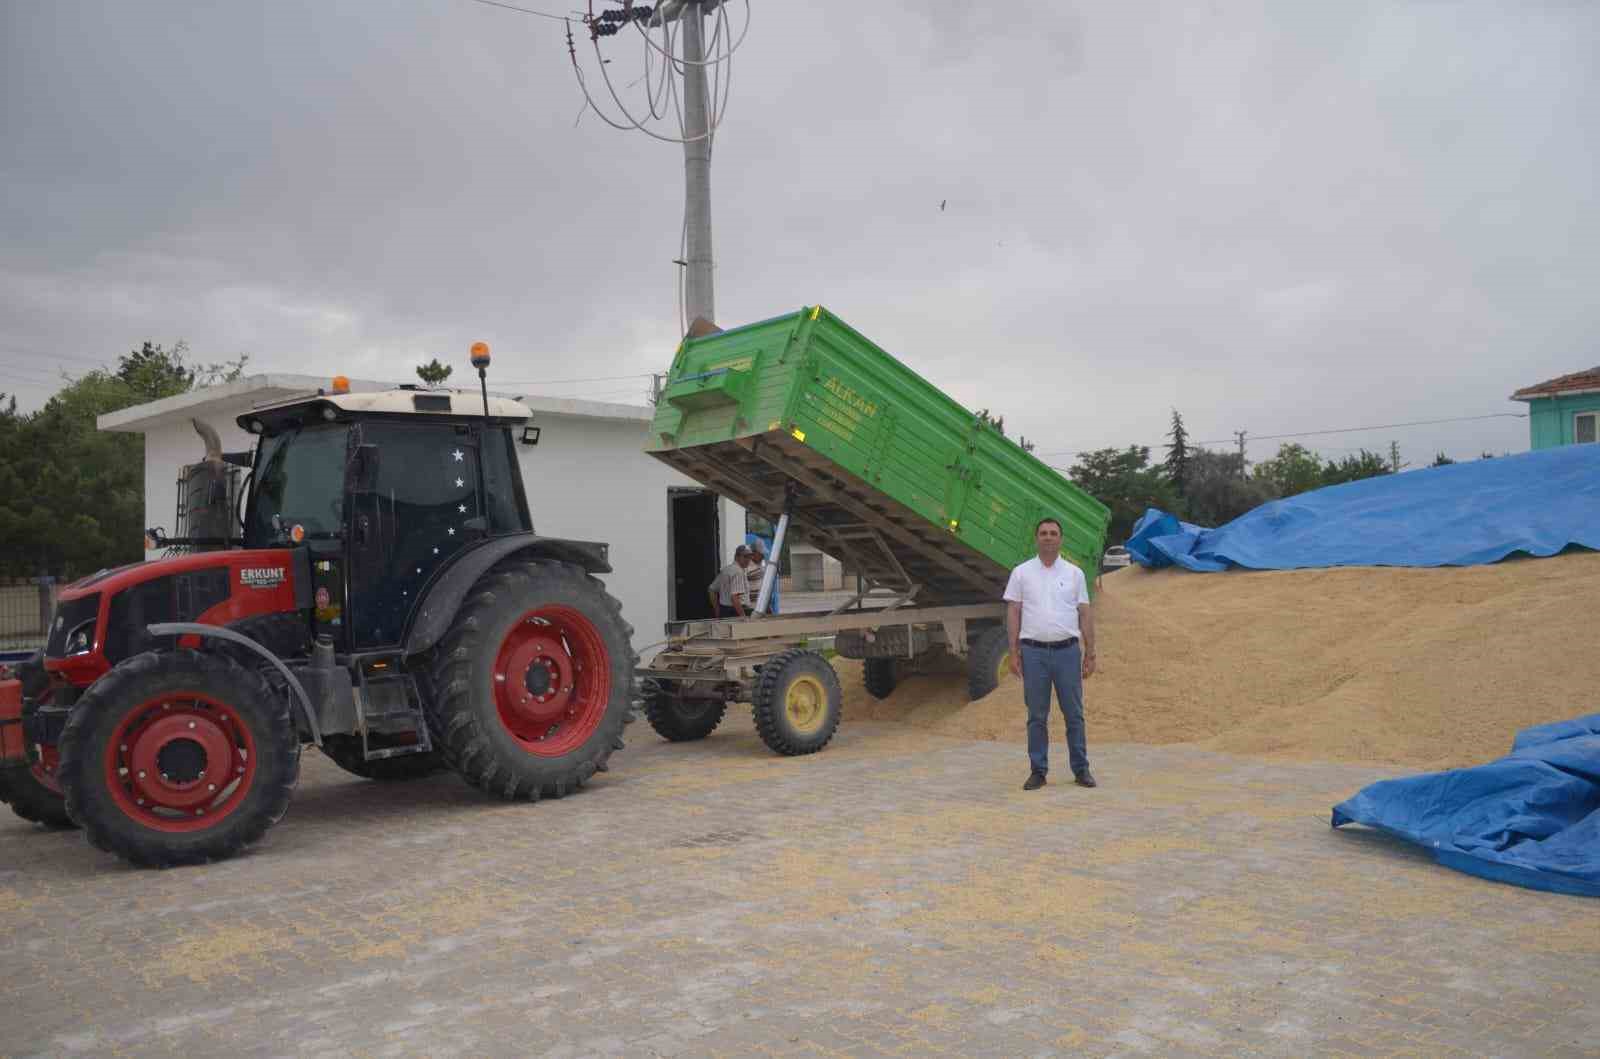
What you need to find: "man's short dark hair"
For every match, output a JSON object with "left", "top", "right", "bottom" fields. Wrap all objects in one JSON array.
[
  {"left": 1035, "top": 517, "right": 1063, "bottom": 535},
  {"left": 734, "top": 545, "right": 751, "bottom": 557}
]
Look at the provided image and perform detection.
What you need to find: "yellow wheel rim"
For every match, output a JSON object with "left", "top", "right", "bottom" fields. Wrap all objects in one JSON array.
[
  {"left": 784, "top": 675, "right": 828, "bottom": 734},
  {"left": 996, "top": 651, "right": 1010, "bottom": 683}
]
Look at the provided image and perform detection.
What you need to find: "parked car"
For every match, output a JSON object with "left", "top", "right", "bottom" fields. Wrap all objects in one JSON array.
[{"left": 1102, "top": 545, "right": 1132, "bottom": 570}]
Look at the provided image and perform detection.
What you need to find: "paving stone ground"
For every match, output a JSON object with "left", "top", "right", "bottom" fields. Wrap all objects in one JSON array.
[{"left": 2, "top": 713, "right": 1596, "bottom": 1058}]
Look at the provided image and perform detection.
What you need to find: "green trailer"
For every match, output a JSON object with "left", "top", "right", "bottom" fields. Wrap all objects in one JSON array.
[{"left": 640, "top": 306, "right": 1110, "bottom": 756}]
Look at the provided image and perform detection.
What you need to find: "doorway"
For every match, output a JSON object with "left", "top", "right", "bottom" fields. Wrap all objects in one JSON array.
[{"left": 668, "top": 488, "right": 721, "bottom": 622}]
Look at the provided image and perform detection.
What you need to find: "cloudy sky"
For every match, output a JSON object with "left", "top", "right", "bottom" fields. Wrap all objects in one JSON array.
[{"left": 3, "top": 0, "right": 1596, "bottom": 466}]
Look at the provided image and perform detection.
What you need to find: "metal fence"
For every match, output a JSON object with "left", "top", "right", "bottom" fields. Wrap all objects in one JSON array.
[{"left": 0, "top": 578, "right": 57, "bottom": 652}]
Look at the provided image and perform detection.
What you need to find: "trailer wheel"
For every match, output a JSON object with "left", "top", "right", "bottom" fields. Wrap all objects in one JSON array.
[
  {"left": 642, "top": 680, "right": 727, "bottom": 742},
  {"left": 863, "top": 658, "right": 898, "bottom": 700},
  {"left": 426, "top": 559, "right": 636, "bottom": 801},
  {"left": 968, "top": 625, "right": 1011, "bottom": 701},
  {"left": 1, "top": 653, "right": 75, "bottom": 829},
  {"left": 318, "top": 735, "right": 445, "bottom": 781},
  {"left": 751, "top": 649, "right": 842, "bottom": 756},
  {"left": 58, "top": 650, "right": 300, "bottom": 867}
]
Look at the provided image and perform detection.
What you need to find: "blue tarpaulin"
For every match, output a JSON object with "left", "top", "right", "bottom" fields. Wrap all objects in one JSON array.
[
  {"left": 1125, "top": 443, "right": 1600, "bottom": 571},
  {"left": 1332, "top": 713, "right": 1600, "bottom": 897}
]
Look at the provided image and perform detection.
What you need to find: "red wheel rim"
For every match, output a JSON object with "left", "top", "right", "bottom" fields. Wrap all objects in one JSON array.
[
  {"left": 103, "top": 691, "right": 257, "bottom": 833},
  {"left": 491, "top": 606, "right": 612, "bottom": 757},
  {"left": 32, "top": 746, "right": 62, "bottom": 796}
]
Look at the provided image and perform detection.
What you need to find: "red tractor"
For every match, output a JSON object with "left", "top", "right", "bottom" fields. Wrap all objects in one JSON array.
[{"left": 0, "top": 361, "right": 638, "bottom": 867}]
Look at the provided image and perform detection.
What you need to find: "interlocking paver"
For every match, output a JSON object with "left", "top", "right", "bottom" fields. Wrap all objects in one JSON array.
[{"left": 2, "top": 714, "right": 1595, "bottom": 1057}]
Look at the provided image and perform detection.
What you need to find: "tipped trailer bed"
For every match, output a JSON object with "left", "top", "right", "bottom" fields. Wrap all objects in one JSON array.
[{"left": 639, "top": 307, "right": 1110, "bottom": 756}]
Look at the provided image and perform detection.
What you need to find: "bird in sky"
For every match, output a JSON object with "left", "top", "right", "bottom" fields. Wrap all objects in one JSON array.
[{"left": 939, "top": 199, "right": 946, "bottom": 212}]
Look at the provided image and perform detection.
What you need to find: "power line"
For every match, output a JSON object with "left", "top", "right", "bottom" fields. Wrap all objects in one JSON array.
[
  {"left": 1037, "top": 411, "right": 1527, "bottom": 461},
  {"left": 460, "top": 0, "right": 572, "bottom": 22}
]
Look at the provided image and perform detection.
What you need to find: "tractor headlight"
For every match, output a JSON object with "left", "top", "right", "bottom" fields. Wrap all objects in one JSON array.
[{"left": 63, "top": 620, "right": 95, "bottom": 656}]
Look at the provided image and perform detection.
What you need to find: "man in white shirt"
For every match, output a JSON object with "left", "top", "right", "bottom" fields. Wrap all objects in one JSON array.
[
  {"left": 1003, "top": 517, "right": 1097, "bottom": 790},
  {"left": 707, "top": 545, "right": 753, "bottom": 619}
]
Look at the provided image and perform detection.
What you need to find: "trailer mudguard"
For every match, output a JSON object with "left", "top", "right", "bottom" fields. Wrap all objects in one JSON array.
[{"left": 402, "top": 532, "right": 614, "bottom": 657}]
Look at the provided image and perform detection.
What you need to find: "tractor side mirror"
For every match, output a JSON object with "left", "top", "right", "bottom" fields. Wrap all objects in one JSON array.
[{"left": 349, "top": 444, "right": 381, "bottom": 493}]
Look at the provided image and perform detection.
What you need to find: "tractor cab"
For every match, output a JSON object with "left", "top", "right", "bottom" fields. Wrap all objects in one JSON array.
[{"left": 238, "top": 383, "right": 536, "bottom": 651}]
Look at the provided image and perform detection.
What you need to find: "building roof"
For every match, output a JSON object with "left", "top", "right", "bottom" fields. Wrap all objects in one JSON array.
[
  {"left": 1510, "top": 366, "right": 1600, "bottom": 402},
  {"left": 98, "top": 373, "right": 653, "bottom": 433}
]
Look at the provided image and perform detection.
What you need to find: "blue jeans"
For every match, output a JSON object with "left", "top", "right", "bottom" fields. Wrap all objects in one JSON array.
[{"left": 1022, "top": 642, "right": 1089, "bottom": 777}]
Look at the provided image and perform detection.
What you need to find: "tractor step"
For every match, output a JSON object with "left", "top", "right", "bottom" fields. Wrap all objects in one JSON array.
[{"left": 355, "top": 661, "right": 433, "bottom": 761}]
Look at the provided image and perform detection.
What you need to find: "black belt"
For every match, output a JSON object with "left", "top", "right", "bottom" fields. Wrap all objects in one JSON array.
[{"left": 1020, "top": 637, "right": 1078, "bottom": 650}]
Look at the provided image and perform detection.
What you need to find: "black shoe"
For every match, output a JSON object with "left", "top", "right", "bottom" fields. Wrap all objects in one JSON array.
[
  {"left": 1074, "top": 770, "right": 1097, "bottom": 788},
  {"left": 1023, "top": 772, "right": 1046, "bottom": 791}
]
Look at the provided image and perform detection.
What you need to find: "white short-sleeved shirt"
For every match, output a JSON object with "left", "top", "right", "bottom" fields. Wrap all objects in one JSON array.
[
  {"left": 709, "top": 562, "right": 748, "bottom": 607},
  {"left": 1003, "top": 555, "right": 1090, "bottom": 643}
]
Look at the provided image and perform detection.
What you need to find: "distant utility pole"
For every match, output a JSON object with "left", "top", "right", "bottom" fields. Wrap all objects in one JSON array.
[{"left": 1234, "top": 430, "right": 1248, "bottom": 478}]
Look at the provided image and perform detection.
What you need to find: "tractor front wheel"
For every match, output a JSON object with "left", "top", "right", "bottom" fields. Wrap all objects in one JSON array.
[
  {"left": 1, "top": 653, "right": 75, "bottom": 829},
  {"left": 426, "top": 559, "right": 636, "bottom": 801},
  {"left": 58, "top": 650, "right": 300, "bottom": 867}
]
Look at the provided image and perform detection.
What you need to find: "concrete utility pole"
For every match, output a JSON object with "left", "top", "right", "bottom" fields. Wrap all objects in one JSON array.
[
  {"left": 680, "top": 2, "right": 715, "bottom": 326},
  {"left": 1234, "top": 430, "right": 1248, "bottom": 478}
]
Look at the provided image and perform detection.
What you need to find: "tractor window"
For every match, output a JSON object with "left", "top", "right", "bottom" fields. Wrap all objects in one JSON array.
[
  {"left": 246, "top": 425, "right": 350, "bottom": 547},
  {"left": 482, "top": 427, "right": 530, "bottom": 533}
]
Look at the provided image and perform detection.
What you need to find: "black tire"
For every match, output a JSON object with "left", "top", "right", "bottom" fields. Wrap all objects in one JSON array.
[
  {"left": 425, "top": 559, "right": 637, "bottom": 801},
  {"left": 642, "top": 680, "right": 728, "bottom": 742},
  {"left": 318, "top": 734, "right": 445, "bottom": 781},
  {"left": 752, "top": 649, "right": 842, "bottom": 756},
  {"left": 863, "top": 658, "right": 898, "bottom": 700},
  {"left": 2, "top": 652, "right": 75, "bottom": 828},
  {"left": 968, "top": 625, "right": 1012, "bottom": 701},
  {"left": 58, "top": 650, "right": 300, "bottom": 868},
  {"left": 0, "top": 765, "right": 74, "bottom": 829}
]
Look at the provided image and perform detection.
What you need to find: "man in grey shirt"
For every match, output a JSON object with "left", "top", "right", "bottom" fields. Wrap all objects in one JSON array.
[{"left": 707, "top": 545, "right": 753, "bottom": 618}]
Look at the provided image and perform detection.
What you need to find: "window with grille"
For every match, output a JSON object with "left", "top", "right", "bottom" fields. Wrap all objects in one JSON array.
[{"left": 1577, "top": 412, "right": 1598, "bottom": 445}]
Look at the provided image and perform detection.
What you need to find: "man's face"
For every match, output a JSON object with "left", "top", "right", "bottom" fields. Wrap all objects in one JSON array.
[{"left": 1036, "top": 522, "right": 1062, "bottom": 555}]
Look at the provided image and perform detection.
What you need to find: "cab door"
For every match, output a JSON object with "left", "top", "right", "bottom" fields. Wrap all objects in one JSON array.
[{"left": 345, "top": 421, "right": 485, "bottom": 650}]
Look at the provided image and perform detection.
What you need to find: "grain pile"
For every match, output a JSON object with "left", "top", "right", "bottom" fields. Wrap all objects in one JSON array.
[{"left": 838, "top": 551, "right": 1600, "bottom": 769}]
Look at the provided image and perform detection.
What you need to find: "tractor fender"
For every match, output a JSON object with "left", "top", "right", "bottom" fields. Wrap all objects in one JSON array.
[
  {"left": 402, "top": 533, "right": 613, "bottom": 658},
  {"left": 145, "top": 622, "right": 323, "bottom": 746}
]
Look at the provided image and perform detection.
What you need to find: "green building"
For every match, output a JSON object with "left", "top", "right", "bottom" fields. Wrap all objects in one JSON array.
[{"left": 1511, "top": 367, "right": 1600, "bottom": 449}]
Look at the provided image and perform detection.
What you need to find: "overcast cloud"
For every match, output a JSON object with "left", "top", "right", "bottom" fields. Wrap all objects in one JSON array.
[{"left": 3, "top": 0, "right": 1596, "bottom": 466}]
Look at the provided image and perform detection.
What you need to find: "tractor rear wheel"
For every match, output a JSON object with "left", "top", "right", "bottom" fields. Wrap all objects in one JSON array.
[
  {"left": 642, "top": 679, "right": 727, "bottom": 742},
  {"left": 751, "top": 649, "right": 842, "bottom": 756},
  {"left": 58, "top": 650, "right": 300, "bottom": 867},
  {"left": 318, "top": 735, "right": 445, "bottom": 781},
  {"left": 1, "top": 652, "right": 75, "bottom": 829},
  {"left": 967, "top": 625, "right": 1012, "bottom": 701},
  {"left": 863, "top": 657, "right": 898, "bottom": 700},
  {"left": 426, "top": 559, "right": 636, "bottom": 801}
]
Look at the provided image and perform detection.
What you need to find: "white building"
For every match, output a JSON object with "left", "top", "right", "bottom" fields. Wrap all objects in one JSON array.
[{"left": 98, "top": 374, "right": 743, "bottom": 658}]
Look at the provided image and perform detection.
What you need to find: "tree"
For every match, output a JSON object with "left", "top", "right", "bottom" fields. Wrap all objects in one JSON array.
[
  {"left": 1432, "top": 452, "right": 1455, "bottom": 467},
  {"left": 1321, "top": 449, "right": 1391, "bottom": 487},
  {"left": 1251, "top": 442, "right": 1323, "bottom": 498},
  {"left": 1068, "top": 445, "right": 1180, "bottom": 544},
  {"left": 0, "top": 341, "right": 241, "bottom": 578},
  {"left": 416, "top": 358, "right": 453, "bottom": 386},
  {"left": 1163, "top": 408, "right": 1191, "bottom": 497},
  {"left": 1183, "top": 448, "right": 1278, "bottom": 527}
]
